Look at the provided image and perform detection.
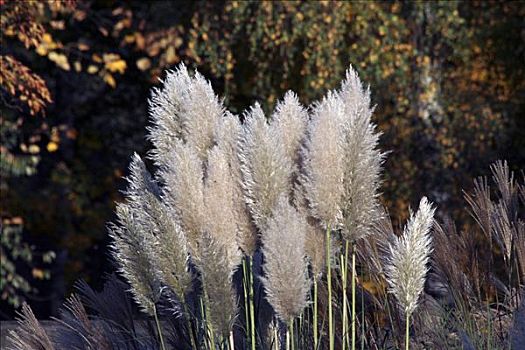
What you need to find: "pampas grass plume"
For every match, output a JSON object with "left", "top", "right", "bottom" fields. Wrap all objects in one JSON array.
[
  {"left": 214, "top": 114, "right": 257, "bottom": 255},
  {"left": 148, "top": 64, "right": 224, "bottom": 164},
  {"left": 261, "top": 196, "right": 311, "bottom": 324},
  {"left": 301, "top": 92, "right": 346, "bottom": 229},
  {"left": 338, "top": 66, "right": 384, "bottom": 241},
  {"left": 239, "top": 103, "right": 293, "bottom": 231},
  {"left": 385, "top": 196, "right": 435, "bottom": 316},
  {"left": 162, "top": 140, "right": 205, "bottom": 252},
  {"left": 204, "top": 146, "right": 242, "bottom": 271}
]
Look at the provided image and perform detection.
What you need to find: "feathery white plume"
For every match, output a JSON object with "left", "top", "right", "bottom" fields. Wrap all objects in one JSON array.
[
  {"left": 194, "top": 231, "right": 238, "bottom": 338},
  {"left": 261, "top": 197, "right": 311, "bottom": 324},
  {"left": 147, "top": 198, "right": 193, "bottom": 297},
  {"left": 108, "top": 154, "right": 164, "bottom": 314},
  {"left": 147, "top": 65, "right": 191, "bottom": 166},
  {"left": 385, "top": 197, "right": 435, "bottom": 316},
  {"left": 294, "top": 182, "right": 326, "bottom": 278},
  {"left": 161, "top": 140, "right": 205, "bottom": 252},
  {"left": 204, "top": 146, "right": 242, "bottom": 272},
  {"left": 109, "top": 203, "right": 160, "bottom": 315},
  {"left": 301, "top": 92, "right": 346, "bottom": 229},
  {"left": 270, "top": 91, "right": 308, "bottom": 167},
  {"left": 180, "top": 70, "right": 224, "bottom": 159},
  {"left": 214, "top": 114, "right": 257, "bottom": 255},
  {"left": 239, "top": 103, "right": 293, "bottom": 231},
  {"left": 338, "top": 66, "right": 385, "bottom": 241},
  {"left": 148, "top": 64, "right": 224, "bottom": 165}
]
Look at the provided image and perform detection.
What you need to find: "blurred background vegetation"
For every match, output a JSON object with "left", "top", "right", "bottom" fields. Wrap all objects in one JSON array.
[{"left": 1, "top": 0, "right": 524, "bottom": 319}]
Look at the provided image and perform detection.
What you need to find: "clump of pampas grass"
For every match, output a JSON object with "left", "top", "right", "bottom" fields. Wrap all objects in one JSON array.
[{"left": 18, "top": 63, "right": 517, "bottom": 350}]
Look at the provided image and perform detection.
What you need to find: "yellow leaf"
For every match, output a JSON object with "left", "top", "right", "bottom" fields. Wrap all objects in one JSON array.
[
  {"left": 36, "top": 45, "right": 48, "bottom": 56},
  {"left": 87, "top": 65, "right": 99, "bottom": 74},
  {"left": 42, "top": 33, "right": 53, "bottom": 44},
  {"left": 92, "top": 54, "right": 102, "bottom": 63},
  {"left": 74, "top": 61, "right": 82, "bottom": 72},
  {"left": 47, "top": 142, "right": 59, "bottom": 152},
  {"left": 105, "top": 59, "right": 127, "bottom": 74},
  {"left": 165, "top": 46, "right": 177, "bottom": 64},
  {"left": 104, "top": 73, "right": 116, "bottom": 88},
  {"left": 32, "top": 268, "right": 45, "bottom": 279},
  {"left": 28, "top": 144, "right": 40, "bottom": 154},
  {"left": 136, "top": 57, "right": 151, "bottom": 71},
  {"left": 102, "top": 53, "right": 120, "bottom": 62},
  {"left": 48, "top": 52, "right": 70, "bottom": 71},
  {"left": 5, "top": 27, "right": 15, "bottom": 36},
  {"left": 124, "top": 34, "right": 135, "bottom": 44}
]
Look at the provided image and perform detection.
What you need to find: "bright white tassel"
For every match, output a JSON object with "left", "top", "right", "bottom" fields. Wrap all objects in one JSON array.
[
  {"left": 385, "top": 197, "right": 434, "bottom": 350},
  {"left": 385, "top": 196, "right": 435, "bottom": 317},
  {"left": 261, "top": 196, "right": 311, "bottom": 325}
]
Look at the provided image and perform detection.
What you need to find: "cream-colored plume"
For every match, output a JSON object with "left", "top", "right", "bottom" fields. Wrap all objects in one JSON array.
[
  {"left": 239, "top": 103, "right": 293, "bottom": 231},
  {"left": 261, "top": 197, "right": 311, "bottom": 324},
  {"left": 338, "top": 66, "right": 384, "bottom": 242},
  {"left": 204, "top": 146, "right": 242, "bottom": 272},
  {"left": 148, "top": 64, "right": 224, "bottom": 164},
  {"left": 301, "top": 92, "right": 346, "bottom": 229},
  {"left": 161, "top": 140, "right": 205, "bottom": 252},
  {"left": 270, "top": 91, "right": 308, "bottom": 167},
  {"left": 214, "top": 114, "right": 257, "bottom": 255},
  {"left": 385, "top": 197, "right": 435, "bottom": 316}
]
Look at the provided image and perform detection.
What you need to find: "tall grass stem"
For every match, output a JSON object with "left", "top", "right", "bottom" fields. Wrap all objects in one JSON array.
[
  {"left": 153, "top": 304, "right": 167, "bottom": 350},
  {"left": 313, "top": 277, "right": 318, "bottom": 349},
  {"left": 242, "top": 259, "right": 251, "bottom": 348},
  {"left": 405, "top": 313, "right": 409, "bottom": 350},
  {"left": 326, "top": 225, "right": 334, "bottom": 350},
  {"left": 351, "top": 242, "right": 356, "bottom": 350},
  {"left": 342, "top": 240, "right": 349, "bottom": 350},
  {"left": 183, "top": 300, "right": 197, "bottom": 349},
  {"left": 248, "top": 257, "right": 256, "bottom": 350},
  {"left": 290, "top": 318, "right": 295, "bottom": 350},
  {"left": 229, "top": 330, "right": 235, "bottom": 350}
]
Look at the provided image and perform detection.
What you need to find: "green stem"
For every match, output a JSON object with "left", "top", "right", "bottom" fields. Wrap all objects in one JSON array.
[
  {"left": 342, "top": 241, "right": 349, "bottom": 350},
  {"left": 351, "top": 242, "right": 356, "bottom": 350},
  {"left": 290, "top": 318, "right": 295, "bottom": 350},
  {"left": 229, "top": 330, "right": 235, "bottom": 350},
  {"left": 360, "top": 274, "right": 365, "bottom": 350},
  {"left": 313, "top": 277, "right": 318, "bottom": 350},
  {"left": 405, "top": 313, "right": 410, "bottom": 350},
  {"left": 286, "top": 323, "right": 290, "bottom": 350},
  {"left": 341, "top": 260, "right": 346, "bottom": 350},
  {"left": 210, "top": 327, "right": 216, "bottom": 350},
  {"left": 242, "top": 259, "right": 250, "bottom": 347},
  {"left": 200, "top": 296, "right": 214, "bottom": 350},
  {"left": 326, "top": 225, "right": 334, "bottom": 350},
  {"left": 182, "top": 298, "right": 197, "bottom": 350},
  {"left": 249, "top": 257, "right": 256, "bottom": 350},
  {"left": 274, "top": 319, "right": 279, "bottom": 350},
  {"left": 299, "top": 312, "right": 303, "bottom": 343},
  {"left": 153, "top": 304, "right": 167, "bottom": 350}
]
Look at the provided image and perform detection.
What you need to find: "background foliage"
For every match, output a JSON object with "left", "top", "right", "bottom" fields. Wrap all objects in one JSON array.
[{"left": 1, "top": 0, "right": 524, "bottom": 319}]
